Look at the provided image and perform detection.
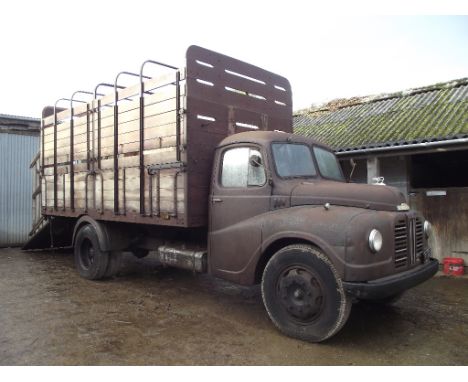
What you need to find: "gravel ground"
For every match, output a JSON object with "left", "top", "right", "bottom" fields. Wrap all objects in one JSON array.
[{"left": 0, "top": 247, "right": 467, "bottom": 365}]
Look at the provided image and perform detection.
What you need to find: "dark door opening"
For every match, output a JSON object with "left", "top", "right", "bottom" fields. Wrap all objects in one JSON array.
[{"left": 410, "top": 149, "right": 468, "bottom": 188}]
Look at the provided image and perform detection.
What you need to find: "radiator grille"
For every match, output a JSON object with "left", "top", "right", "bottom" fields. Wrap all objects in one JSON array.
[
  {"left": 394, "top": 217, "right": 424, "bottom": 268},
  {"left": 394, "top": 219, "right": 408, "bottom": 268},
  {"left": 414, "top": 218, "right": 424, "bottom": 263}
]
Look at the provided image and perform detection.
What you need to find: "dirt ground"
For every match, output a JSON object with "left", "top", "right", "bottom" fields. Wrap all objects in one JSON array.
[{"left": 0, "top": 246, "right": 467, "bottom": 365}]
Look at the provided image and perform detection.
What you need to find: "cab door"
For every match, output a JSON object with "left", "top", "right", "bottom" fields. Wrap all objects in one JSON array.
[{"left": 209, "top": 144, "right": 271, "bottom": 282}]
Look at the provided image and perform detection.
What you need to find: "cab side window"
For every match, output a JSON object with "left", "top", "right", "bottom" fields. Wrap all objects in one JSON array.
[{"left": 221, "top": 147, "right": 266, "bottom": 187}]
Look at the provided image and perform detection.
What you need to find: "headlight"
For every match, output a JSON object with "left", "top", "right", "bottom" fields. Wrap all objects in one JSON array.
[
  {"left": 424, "top": 220, "right": 432, "bottom": 238},
  {"left": 368, "top": 229, "right": 383, "bottom": 253}
]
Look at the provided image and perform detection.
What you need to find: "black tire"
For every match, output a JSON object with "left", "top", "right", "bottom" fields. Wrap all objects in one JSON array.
[
  {"left": 104, "top": 251, "right": 123, "bottom": 278},
  {"left": 74, "top": 224, "right": 109, "bottom": 280},
  {"left": 132, "top": 249, "right": 149, "bottom": 259},
  {"left": 361, "top": 292, "right": 404, "bottom": 305},
  {"left": 261, "top": 244, "right": 351, "bottom": 343}
]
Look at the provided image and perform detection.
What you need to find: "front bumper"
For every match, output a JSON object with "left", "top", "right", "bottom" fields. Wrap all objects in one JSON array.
[{"left": 342, "top": 257, "right": 439, "bottom": 300}]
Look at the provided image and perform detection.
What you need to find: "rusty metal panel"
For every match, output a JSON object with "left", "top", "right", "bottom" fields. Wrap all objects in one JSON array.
[
  {"left": 185, "top": 45, "right": 292, "bottom": 134},
  {"left": 184, "top": 45, "right": 293, "bottom": 226},
  {"left": 0, "top": 132, "right": 39, "bottom": 247}
]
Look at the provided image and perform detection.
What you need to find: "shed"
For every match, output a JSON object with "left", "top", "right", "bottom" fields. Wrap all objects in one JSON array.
[
  {"left": 294, "top": 78, "right": 468, "bottom": 264},
  {"left": 0, "top": 114, "right": 40, "bottom": 247}
]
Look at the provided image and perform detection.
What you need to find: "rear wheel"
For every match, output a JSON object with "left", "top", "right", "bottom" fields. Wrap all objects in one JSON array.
[
  {"left": 74, "top": 224, "right": 109, "bottom": 280},
  {"left": 261, "top": 244, "right": 351, "bottom": 342},
  {"left": 104, "top": 251, "right": 123, "bottom": 278}
]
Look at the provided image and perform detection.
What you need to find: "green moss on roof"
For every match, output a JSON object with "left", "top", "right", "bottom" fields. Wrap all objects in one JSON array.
[{"left": 294, "top": 78, "right": 468, "bottom": 151}]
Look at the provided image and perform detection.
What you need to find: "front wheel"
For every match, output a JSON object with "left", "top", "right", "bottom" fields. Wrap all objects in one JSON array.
[{"left": 261, "top": 244, "right": 351, "bottom": 342}]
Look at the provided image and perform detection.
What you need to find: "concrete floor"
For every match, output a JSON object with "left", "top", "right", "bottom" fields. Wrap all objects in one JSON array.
[{"left": 0, "top": 247, "right": 467, "bottom": 365}]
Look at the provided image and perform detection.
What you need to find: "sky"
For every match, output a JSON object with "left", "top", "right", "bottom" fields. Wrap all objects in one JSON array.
[{"left": 0, "top": 1, "right": 467, "bottom": 117}]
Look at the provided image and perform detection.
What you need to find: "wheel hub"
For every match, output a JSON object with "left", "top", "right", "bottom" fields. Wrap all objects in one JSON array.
[
  {"left": 80, "top": 239, "right": 95, "bottom": 269},
  {"left": 278, "top": 268, "right": 324, "bottom": 321}
]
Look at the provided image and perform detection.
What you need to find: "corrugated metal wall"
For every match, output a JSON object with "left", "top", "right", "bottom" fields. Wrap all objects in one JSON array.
[{"left": 0, "top": 133, "right": 39, "bottom": 247}]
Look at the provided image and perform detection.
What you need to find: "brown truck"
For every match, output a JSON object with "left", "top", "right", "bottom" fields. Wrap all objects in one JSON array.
[{"left": 25, "top": 46, "right": 438, "bottom": 342}]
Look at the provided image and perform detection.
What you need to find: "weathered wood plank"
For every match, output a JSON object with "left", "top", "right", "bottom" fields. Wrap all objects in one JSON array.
[
  {"left": 44, "top": 116, "right": 184, "bottom": 157},
  {"left": 90, "top": 169, "right": 186, "bottom": 213},
  {"left": 43, "top": 71, "right": 184, "bottom": 126},
  {"left": 95, "top": 86, "right": 185, "bottom": 122},
  {"left": 99, "top": 112, "right": 181, "bottom": 140},
  {"left": 45, "top": 136, "right": 183, "bottom": 164},
  {"left": 99, "top": 148, "right": 179, "bottom": 169},
  {"left": 95, "top": 98, "right": 179, "bottom": 130},
  {"left": 94, "top": 71, "right": 182, "bottom": 111},
  {"left": 43, "top": 93, "right": 185, "bottom": 145},
  {"left": 99, "top": 125, "right": 181, "bottom": 148}
]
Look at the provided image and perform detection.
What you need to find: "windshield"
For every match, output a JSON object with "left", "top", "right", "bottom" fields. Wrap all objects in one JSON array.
[
  {"left": 272, "top": 143, "right": 317, "bottom": 178},
  {"left": 313, "top": 146, "right": 344, "bottom": 181}
]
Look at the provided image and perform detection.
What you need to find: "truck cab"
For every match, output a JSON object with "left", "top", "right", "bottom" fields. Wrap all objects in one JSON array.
[{"left": 209, "top": 130, "right": 438, "bottom": 341}]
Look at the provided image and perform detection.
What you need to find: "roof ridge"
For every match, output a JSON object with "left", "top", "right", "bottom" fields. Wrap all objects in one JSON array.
[{"left": 294, "top": 77, "right": 468, "bottom": 116}]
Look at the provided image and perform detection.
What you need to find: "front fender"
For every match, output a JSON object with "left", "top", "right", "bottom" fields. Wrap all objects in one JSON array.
[
  {"left": 260, "top": 230, "right": 345, "bottom": 277},
  {"left": 344, "top": 209, "right": 428, "bottom": 281},
  {"left": 215, "top": 205, "right": 365, "bottom": 285},
  {"left": 259, "top": 205, "right": 366, "bottom": 279}
]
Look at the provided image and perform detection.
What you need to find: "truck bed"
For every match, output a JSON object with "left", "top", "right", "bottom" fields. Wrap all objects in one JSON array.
[{"left": 40, "top": 46, "right": 292, "bottom": 227}]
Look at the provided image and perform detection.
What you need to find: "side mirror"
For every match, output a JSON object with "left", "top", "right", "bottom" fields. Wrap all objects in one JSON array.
[{"left": 249, "top": 154, "right": 262, "bottom": 167}]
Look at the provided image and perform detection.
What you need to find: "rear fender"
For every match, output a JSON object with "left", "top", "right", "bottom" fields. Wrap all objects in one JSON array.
[{"left": 72, "top": 216, "right": 130, "bottom": 252}]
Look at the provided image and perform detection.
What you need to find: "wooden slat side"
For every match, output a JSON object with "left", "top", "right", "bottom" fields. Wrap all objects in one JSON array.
[{"left": 43, "top": 70, "right": 185, "bottom": 126}]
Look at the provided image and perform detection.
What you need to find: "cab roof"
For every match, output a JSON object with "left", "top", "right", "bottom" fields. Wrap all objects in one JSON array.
[{"left": 218, "top": 130, "right": 331, "bottom": 150}]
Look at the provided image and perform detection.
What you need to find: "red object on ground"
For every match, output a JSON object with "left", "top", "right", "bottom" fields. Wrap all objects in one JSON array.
[{"left": 442, "top": 258, "right": 465, "bottom": 276}]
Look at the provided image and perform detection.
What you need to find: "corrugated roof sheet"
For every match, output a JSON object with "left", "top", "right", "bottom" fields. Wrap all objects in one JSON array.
[
  {"left": 0, "top": 113, "right": 40, "bottom": 122},
  {"left": 0, "top": 114, "right": 40, "bottom": 134},
  {"left": 294, "top": 78, "right": 468, "bottom": 153}
]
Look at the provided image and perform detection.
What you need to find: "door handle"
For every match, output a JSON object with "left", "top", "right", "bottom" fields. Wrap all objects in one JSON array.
[{"left": 212, "top": 197, "right": 223, "bottom": 203}]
